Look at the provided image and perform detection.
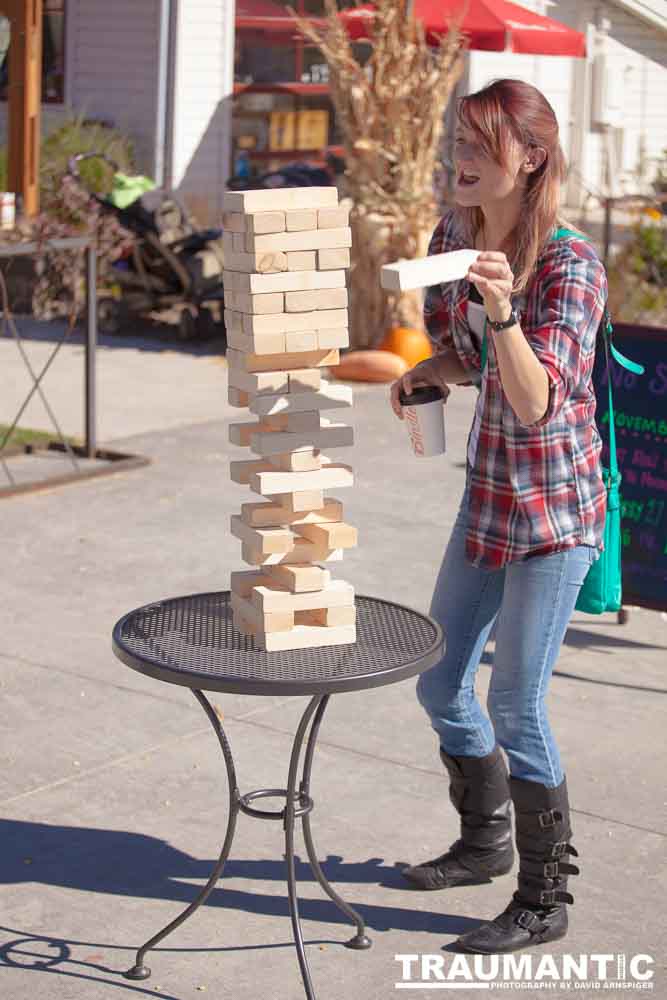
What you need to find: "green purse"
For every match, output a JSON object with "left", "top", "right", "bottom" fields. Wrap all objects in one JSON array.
[
  {"left": 479, "top": 226, "right": 645, "bottom": 613},
  {"left": 574, "top": 308, "right": 644, "bottom": 612}
]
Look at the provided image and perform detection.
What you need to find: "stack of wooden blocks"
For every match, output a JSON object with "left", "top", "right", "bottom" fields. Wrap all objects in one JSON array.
[{"left": 223, "top": 186, "right": 357, "bottom": 652}]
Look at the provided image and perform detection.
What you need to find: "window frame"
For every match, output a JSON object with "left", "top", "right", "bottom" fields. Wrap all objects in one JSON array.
[{"left": 0, "top": 0, "right": 68, "bottom": 107}]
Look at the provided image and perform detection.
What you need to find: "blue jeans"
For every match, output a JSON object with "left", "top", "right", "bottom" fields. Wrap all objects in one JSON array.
[{"left": 416, "top": 485, "right": 598, "bottom": 788}]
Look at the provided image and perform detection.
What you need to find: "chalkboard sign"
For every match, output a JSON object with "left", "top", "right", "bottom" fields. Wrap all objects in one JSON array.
[{"left": 592, "top": 323, "right": 667, "bottom": 612}]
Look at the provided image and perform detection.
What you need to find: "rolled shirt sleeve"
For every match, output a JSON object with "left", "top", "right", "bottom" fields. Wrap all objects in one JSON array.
[
  {"left": 526, "top": 247, "right": 607, "bottom": 427},
  {"left": 423, "top": 215, "right": 455, "bottom": 353}
]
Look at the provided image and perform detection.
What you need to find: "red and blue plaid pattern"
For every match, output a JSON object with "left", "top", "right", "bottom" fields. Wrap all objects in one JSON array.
[{"left": 424, "top": 210, "right": 607, "bottom": 569}]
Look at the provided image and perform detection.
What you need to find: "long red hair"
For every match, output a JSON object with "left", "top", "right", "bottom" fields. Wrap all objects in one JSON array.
[{"left": 453, "top": 78, "right": 583, "bottom": 293}]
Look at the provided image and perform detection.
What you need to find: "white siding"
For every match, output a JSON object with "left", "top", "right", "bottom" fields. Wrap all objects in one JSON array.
[
  {"left": 592, "top": 4, "right": 667, "bottom": 192},
  {"left": 464, "top": 0, "right": 667, "bottom": 206},
  {"left": 170, "top": 0, "right": 235, "bottom": 223},
  {"left": 68, "top": 0, "right": 161, "bottom": 174}
]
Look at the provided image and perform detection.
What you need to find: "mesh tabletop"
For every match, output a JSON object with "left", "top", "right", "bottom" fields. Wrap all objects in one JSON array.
[{"left": 112, "top": 592, "right": 443, "bottom": 696}]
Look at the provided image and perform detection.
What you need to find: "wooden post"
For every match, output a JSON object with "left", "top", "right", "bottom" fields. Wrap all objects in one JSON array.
[{"left": 5, "top": 0, "right": 43, "bottom": 217}]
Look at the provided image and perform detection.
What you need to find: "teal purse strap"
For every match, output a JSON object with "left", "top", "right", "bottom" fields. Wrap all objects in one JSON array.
[{"left": 479, "top": 227, "right": 645, "bottom": 385}]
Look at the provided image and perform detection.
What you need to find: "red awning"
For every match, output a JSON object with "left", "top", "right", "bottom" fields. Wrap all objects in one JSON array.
[{"left": 340, "top": 0, "right": 587, "bottom": 56}]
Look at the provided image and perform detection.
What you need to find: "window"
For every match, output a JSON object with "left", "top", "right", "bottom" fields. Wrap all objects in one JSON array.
[
  {"left": 0, "top": 1, "right": 67, "bottom": 105},
  {"left": 233, "top": 0, "right": 368, "bottom": 174}
]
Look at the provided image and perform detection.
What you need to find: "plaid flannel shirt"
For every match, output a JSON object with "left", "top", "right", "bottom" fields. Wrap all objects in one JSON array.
[{"left": 424, "top": 209, "right": 608, "bottom": 569}]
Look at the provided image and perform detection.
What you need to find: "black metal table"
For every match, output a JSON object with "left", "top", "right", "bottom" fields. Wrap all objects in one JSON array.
[{"left": 111, "top": 591, "right": 443, "bottom": 999}]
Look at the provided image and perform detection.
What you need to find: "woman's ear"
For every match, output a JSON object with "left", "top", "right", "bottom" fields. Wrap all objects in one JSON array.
[{"left": 523, "top": 146, "right": 547, "bottom": 173}]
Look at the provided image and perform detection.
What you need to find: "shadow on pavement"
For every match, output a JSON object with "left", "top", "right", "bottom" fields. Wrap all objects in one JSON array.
[
  {"left": 1, "top": 820, "right": 477, "bottom": 938},
  {"left": 563, "top": 625, "right": 666, "bottom": 653},
  {"left": 1, "top": 316, "right": 227, "bottom": 358}
]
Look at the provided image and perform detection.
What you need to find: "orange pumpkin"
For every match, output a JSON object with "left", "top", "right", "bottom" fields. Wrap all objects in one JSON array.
[
  {"left": 329, "top": 349, "right": 409, "bottom": 383},
  {"left": 378, "top": 326, "right": 432, "bottom": 368}
]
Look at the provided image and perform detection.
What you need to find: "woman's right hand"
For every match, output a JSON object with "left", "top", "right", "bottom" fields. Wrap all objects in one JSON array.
[{"left": 390, "top": 356, "right": 451, "bottom": 420}]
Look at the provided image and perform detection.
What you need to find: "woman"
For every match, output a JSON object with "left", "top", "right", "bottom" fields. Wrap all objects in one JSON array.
[{"left": 390, "top": 78, "right": 607, "bottom": 954}]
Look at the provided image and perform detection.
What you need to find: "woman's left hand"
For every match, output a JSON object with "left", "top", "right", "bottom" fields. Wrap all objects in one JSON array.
[{"left": 467, "top": 251, "right": 515, "bottom": 324}]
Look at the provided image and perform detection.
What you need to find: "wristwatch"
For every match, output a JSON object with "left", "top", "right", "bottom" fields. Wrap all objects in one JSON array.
[{"left": 487, "top": 307, "right": 519, "bottom": 332}]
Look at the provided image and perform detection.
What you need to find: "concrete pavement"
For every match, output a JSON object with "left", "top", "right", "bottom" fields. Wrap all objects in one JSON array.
[{"left": 1, "top": 324, "right": 665, "bottom": 1000}]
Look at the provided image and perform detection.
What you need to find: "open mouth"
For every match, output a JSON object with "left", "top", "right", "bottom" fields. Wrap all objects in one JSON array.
[{"left": 458, "top": 171, "right": 480, "bottom": 187}]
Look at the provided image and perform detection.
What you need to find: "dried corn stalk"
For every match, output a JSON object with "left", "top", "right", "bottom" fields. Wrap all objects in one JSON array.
[{"left": 292, "top": 0, "right": 464, "bottom": 347}]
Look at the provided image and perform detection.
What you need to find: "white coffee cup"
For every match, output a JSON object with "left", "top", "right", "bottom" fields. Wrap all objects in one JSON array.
[{"left": 399, "top": 385, "right": 446, "bottom": 457}]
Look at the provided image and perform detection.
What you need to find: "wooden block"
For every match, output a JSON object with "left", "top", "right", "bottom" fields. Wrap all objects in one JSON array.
[
  {"left": 230, "top": 569, "right": 278, "bottom": 599},
  {"left": 248, "top": 227, "right": 352, "bottom": 254},
  {"left": 296, "top": 605, "right": 357, "bottom": 628},
  {"left": 250, "top": 381, "right": 353, "bottom": 416},
  {"left": 231, "top": 593, "right": 295, "bottom": 633},
  {"left": 250, "top": 463, "right": 353, "bottom": 496},
  {"left": 318, "top": 207, "right": 350, "bottom": 229},
  {"left": 223, "top": 187, "right": 338, "bottom": 214},
  {"left": 241, "top": 540, "right": 343, "bottom": 566},
  {"left": 318, "top": 247, "right": 350, "bottom": 270},
  {"left": 286, "top": 251, "right": 317, "bottom": 271},
  {"left": 229, "top": 419, "right": 283, "bottom": 447},
  {"left": 228, "top": 386, "right": 250, "bottom": 408},
  {"left": 230, "top": 458, "right": 275, "bottom": 485},
  {"left": 234, "top": 291, "right": 285, "bottom": 315},
  {"left": 317, "top": 328, "right": 350, "bottom": 350},
  {"left": 264, "top": 563, "right": 331, "bottom": 593},
  {"left": 228, "top": 366, "right": 289, "bottom": 396},
  {"left": 228, "top": 329, "right": 287, "bottom": 355},
  {"left": 242, "top": 308, "right": 348, "bottom": 336},
  {"left": 246, "top": 211, "right": 286, "bottom": 235},
  {"left": 284, "top": 410, "right": 321, "bottom": 432},
  {"left": 230, "top": 514, "right": 296, "bottom": 555},
  {"left": 251, "top": 421, "right": 353, "bottom": 457},
  {"left": 232, "top": 232, "right": 246, "bottom": 253},
  {"left": 284, "top": 331, "right": 318, "bottom": 352},
  {"left": 267, "top": 450, "right": 322, "bottom": 473},
  {"left": 256, "top": 622, "right": 356, "bottom": 652},
  {"left": 380, "top": 249, "right": 481, "bottom": 292},
  {"left": 225, "top": 250, "right": 289, "bottom": 274},
  {"left": 222, "top": 232, "right": 235, "bottom": 255},
  {"left": 285, "top": 208, "right": 318, "bottom": 231},
  {"left": 243, "top": 348, "right": 340, "bottom": 374},
  {"left": 235, "top": 269, "right": 346, "bottom": 296},
  {"left": 241, "top": 497, "right": 343, "bottom": 528},
  {"left": 272, "top": 490, "right": 325, "bottom": 513},
  {"left": 293, "top": 521, "right": 358, "bottom": 549},
  {"left": 288, "top": 368, "right": 322, "bottom": 393},
  {"left": 285, "top": 288, "right": 348, "bottom": 313},
  {"left": 222, "top": 212, "right": 247, "bottom": 233},
  {"left": 252, "top": 578, "right": 354, "bottom": 612}
]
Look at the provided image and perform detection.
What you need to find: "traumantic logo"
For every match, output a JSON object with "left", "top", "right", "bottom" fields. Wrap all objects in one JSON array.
[{"left": 394, "top": 953, "right": 655, "bottom": 991}]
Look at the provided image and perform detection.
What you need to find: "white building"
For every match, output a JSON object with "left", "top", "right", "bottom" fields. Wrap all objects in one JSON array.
[
  {"left": 0, "top": 1, "right": 665, "bottom": 221},
  {"left": 444, "top": 0, "right": 667, "bottom": 210}
]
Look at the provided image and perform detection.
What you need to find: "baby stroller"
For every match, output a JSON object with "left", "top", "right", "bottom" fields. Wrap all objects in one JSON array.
[{"left": 68, "top": 153, "right": 226, "bottom": 341}]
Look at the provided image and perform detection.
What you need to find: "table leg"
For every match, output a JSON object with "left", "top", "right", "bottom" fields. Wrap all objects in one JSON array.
[
  {"left": 284, "top": 695, "right": 322, "bottom": 1000},
  {"left": 300, "top": 696, "right": 371, "bottom": 951},
  {"left": 124, "top": 689, "right": 240, "bottom": 981}
]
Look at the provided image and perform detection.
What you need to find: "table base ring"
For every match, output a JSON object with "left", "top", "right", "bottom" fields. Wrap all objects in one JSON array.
[
  {"left": 238, "top": 787, "right": 314, "bottom": 821},
  {"left": 124, "top": 690, "right": 371, "bottom": 1000}
]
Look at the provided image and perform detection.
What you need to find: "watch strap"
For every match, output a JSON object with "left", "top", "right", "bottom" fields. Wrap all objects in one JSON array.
[{"left": 488, "top": 307, "right": 519, "bottom": 332}]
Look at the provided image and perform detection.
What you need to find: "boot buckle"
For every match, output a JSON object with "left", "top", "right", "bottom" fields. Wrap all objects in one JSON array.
[
  {"left": 516, "top": 910, "right": 541, "bottom": 931},
  {"left": 543, "top": 861, "right": 559, "bottom": 878},
  {"left": 550, "top": 840, "right": 570, "bottom": 857},
  {"left": 538, "top": 808, "right": 561, "bottom": 829},
  {"left": 539, "top": 889, "right": 558, "bottom": 905}
]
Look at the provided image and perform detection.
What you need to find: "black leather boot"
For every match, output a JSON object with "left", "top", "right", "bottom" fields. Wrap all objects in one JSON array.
[
  {"left": 403, "top": 745, "right": 514, "bottom": 890},
  {"left": 455, "top": 774, "right": 580, "bottom": 953}
]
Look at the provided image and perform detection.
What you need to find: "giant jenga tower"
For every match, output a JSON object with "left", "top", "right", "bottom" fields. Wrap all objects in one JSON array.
[{"left": 222, "top": 186, "right": 357, "bottom": 652}]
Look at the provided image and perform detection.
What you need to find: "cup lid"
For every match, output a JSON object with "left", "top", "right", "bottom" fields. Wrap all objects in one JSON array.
[{"left": 399, "top": 385, "right": 444, "bottom": 406}]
